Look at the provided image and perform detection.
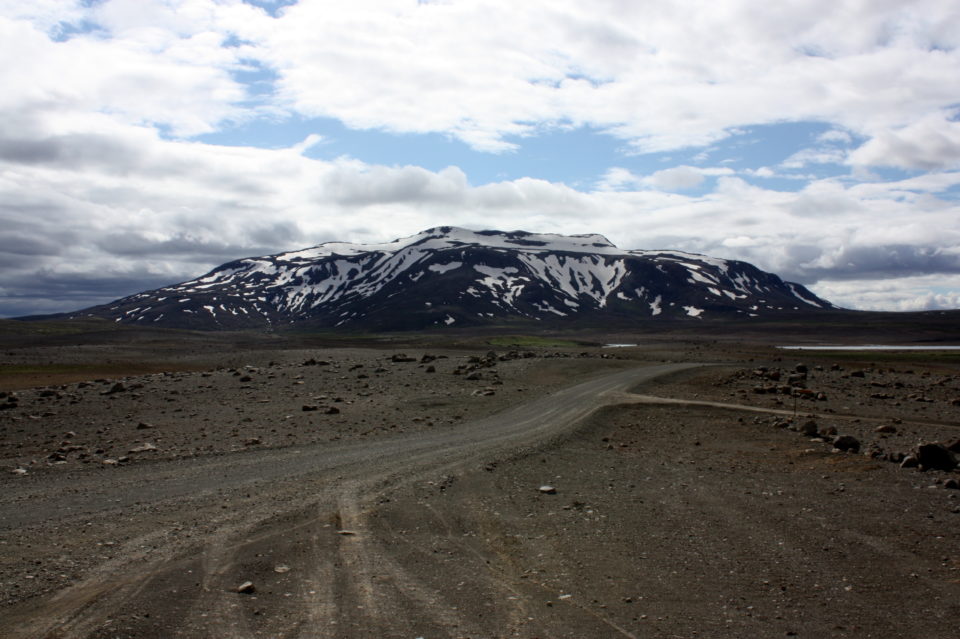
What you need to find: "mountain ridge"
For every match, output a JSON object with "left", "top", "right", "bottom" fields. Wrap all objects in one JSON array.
[{"left": 64, "top": 226, "right": 836, "bottom": 330}]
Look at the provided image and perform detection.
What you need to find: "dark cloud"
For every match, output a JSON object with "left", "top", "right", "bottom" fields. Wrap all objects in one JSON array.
[
  {"left": 786, "top": 244, "right": 960, "bottom": 283},
  {"left": 96, "top": 224, "right": 304, "bottom": 261},
  {"left": 0, "top": 232, "right": 63, "bottom": 257},
  {"left": 0, "top": 132, "right": 142, "bottom": 171},
  {"left": 0, "top": 268, "right": 188, "bottom": 318}
]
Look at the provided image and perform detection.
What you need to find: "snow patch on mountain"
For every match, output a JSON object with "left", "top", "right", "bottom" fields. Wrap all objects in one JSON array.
[{"left": 75, "top": 226, "right": 836, "bottom": 329}]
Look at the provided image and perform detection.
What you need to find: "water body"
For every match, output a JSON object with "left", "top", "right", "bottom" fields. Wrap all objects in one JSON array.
[
  {"left": 779, "top": 345, "right": 960, "bottom": 351},
  {"left": 603, "top": 343, "right": 638, "bottom": 348}
]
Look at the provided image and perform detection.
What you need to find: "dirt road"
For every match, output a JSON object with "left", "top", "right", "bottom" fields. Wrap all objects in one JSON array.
[{"left": 3, "top": 363, "right": 700, "bottom": 638}]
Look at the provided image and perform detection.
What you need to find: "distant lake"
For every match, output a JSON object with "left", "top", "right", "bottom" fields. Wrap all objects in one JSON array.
[
  {"left": 602, "top": 343, "right": 638, "bottom": 348},
  {"left": 779, "top": 345, "right": 960, "bottom": 351}
]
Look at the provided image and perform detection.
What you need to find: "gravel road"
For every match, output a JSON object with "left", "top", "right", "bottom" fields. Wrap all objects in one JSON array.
[{"left": 2, "top": 362, "right": 698, "bottom": 638}]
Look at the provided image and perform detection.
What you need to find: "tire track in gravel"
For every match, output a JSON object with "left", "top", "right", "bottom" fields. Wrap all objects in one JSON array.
[{"left": 4, "top": 363, "right": 700, "bottom": 638}]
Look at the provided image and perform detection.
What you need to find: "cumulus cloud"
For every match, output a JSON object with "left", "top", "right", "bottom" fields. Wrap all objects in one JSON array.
[
  {"left": 597, "top": 165, "right": 733, "bottom": 192},
  {"left": 133, "top": 0, "right": 960, "bottom": 155},
  {"left": 1, "top": 1, "right": 960, "bottom": 314},
  {"left": 4, "top": 107, "right": 957, "bottom": 315},
  {"left": 810, "top": 275, "right": 960, "bottom": 311},
  {"left": 847, "top": 111, "right": 960, "bottom": 171},
  {"left": 5, "top": 1, "right": 960, "bottom": 157}
]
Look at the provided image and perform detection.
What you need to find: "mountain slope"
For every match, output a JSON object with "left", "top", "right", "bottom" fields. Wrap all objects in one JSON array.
[{"left": 72, "top": 227, "right": 835, "bottom": 330}]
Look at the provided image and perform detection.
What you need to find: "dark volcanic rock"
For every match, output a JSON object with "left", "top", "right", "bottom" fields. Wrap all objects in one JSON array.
[
  {"left": 915, "top": 443, "right": 957, "bottom": 471},
  {"left": 832, "top": 435, "right": 861, "bottom": 453}
]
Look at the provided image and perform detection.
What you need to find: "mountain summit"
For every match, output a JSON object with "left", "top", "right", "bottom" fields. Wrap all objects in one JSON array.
[{"left": 74, "top": 226, "right": 834, "bottom": 330}]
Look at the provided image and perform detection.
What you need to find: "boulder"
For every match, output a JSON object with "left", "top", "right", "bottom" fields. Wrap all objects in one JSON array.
[
  {"left": 916, "top": 443, "right": 957, "bottom": 471},
  {"left": 819, "top": 425, "right": 838, "bottom": 438},
  {"left": 799, "top": 420, "right": 819, "bottom": 436},
  {"left": 900, "top": 454, "right": 919, "bottom": 469},
  {"left": 832, "top": 435, "right": 860, "bottom": 453}
]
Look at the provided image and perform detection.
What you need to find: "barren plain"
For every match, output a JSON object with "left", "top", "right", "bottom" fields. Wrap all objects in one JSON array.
[{"left": 1, "top": 323, "right": 959, "bottom": 638}]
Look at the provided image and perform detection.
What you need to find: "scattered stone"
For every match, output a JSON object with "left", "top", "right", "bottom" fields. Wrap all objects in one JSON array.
[
  {"left": 539, "top": 485, "right": 557, "bottom": 494},
  {"left": 102, "top": 382, "right": 126, "bottom": 395},
  {"left": 11, "top": 467, "right": 27, "bottom": 475},
  {"left": 799, "top": 420, "right": 819, "bottom": 436},
  {"left": 337, "top": 530, "right": 357, "bottom": 536},
  {"left": 302, "top": 405, "right": 319, "bottom": 412},
  {"left": 900, "top": 454, "right": 919, "bottom": 469},
  {"left": 235, "top": 581, "right": 256, "bottom": 594},
  {"left": 239, "top": 375, "right": 253, "bottom": 383},
  {"left": 943, "top": 478, "right": 959, "bottom": 490},
  {"left": 916, "top": 443, "right": 957, "bottom": 472},
  {"left": 325, "top": 406, "right": 340, "bottom": 415},
  {"left": 875, "top": 424, "right": 897, "bottom": 434},
  {"left": 243, "top": 437, "right": 262, "bottom": 446},
  {"left": 136, "top": 421, "right": 154, "bottom": 430},
  {"left": 274, "top": 565, "right": 290, "bottom": 573},
  {"left": 128, "top": 442, "right": 158, "bottom": 454},
  {"left": 819, "top": 425, "right": 838, "bottom": 438},
  {"left": 465, "top": 372, "right": 482, "bottom": 381},
  {"left": 832, "top": 435, "right": 861, "bottom": 453},
  {"left": 391, "top": 354, "right": 416, "bottom": 363}
]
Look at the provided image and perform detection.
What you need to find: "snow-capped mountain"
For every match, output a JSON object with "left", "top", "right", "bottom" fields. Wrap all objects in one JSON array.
[{"left": 75, "top": 227, "right": 835, "bottom": 330}]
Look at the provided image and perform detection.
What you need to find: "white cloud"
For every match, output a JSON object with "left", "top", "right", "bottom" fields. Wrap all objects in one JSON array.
[
  {"left": 595, "top": 167, "right": 638, "bottom": 191},
  {"left": 648, "top": 166, "right": 706, "bottom": 191},
  {"left": 847, "top": 111, "right": 960, "bottom": 171},
  {"left": 2, "top": 112, "right": 957, "bottom": 314},
  {"left": 810, "top": 275, "right": 960, "bottom": 311},
  {"left": 817, "top": 129, "right": 853, "bottom": 145},
  {"left": 780, "top": 147, "right": 848, "bottom": 169},
  {"left": 597, "top": 165, "right": 733, "bottom": 192},
  {"left": 216, "top": 0, "right": 960, "bottom": 154},
  {"left": 1, "top": 1, "right": 960, "bottom": 314}
]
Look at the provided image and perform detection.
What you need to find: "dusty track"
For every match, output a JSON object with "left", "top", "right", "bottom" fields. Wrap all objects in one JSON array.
[{"left": 3, "top": 363, "right": 698, "bottom": 638}]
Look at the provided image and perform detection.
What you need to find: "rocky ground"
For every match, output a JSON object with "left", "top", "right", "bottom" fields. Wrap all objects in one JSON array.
[
  {"left": 1, "top": 347, "right": 625, "bottom": 474},
  {"left": 651, "top": 356, "right": 960, "bottom": 478},
  {"left": 1, "top": 330, "right": 959, "bottom": 638}
]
